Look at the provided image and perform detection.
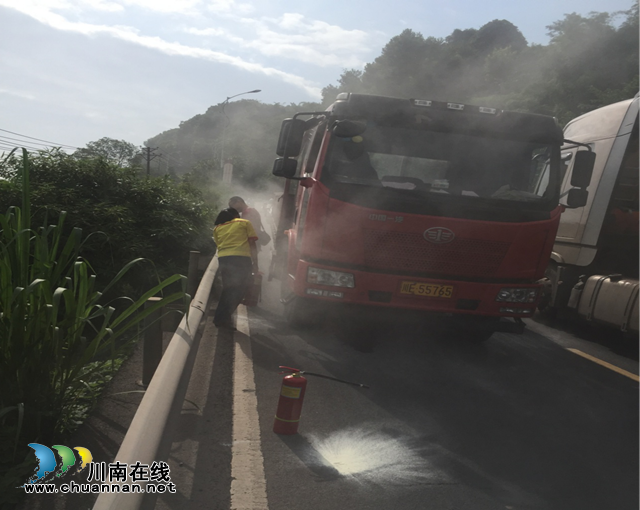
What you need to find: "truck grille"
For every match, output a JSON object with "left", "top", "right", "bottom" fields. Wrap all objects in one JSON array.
[{"left": 363, "top": 230, "right": 510, "bottom": 277}]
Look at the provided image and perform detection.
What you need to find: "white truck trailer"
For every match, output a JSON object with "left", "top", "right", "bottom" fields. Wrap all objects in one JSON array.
[{"left": 540, "top": 94, "right": 639, "bottom": 336}]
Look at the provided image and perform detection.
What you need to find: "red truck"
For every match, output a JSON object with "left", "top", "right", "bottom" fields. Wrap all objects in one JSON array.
[{"left": 269, "top": 93, "right": 595, "bottom": 340}]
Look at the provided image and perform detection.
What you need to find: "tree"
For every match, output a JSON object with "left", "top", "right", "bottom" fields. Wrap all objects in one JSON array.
[
  {"left": 0, "top": 149, "right": 217, "bottom": 294},
  {"left": 74, "top": 137, "right": 140, "bottom": 167},
  {"left": 322, "top": 69, "right": 366, "bottom": 105},
  {"left": 532, "top": 8, "right": 639, "bottom": 122},
  {"left": 483, "top": 46, "right": 520, "bottom": 94},
  {"left": 361, "top": 29, "right": 432, "bottom": 98},
  {"left": 475, "top": 20, "right": 528, "bottom": 54},
  {"left": 143, "top": 100, "right": 320, "bottom": 190}
]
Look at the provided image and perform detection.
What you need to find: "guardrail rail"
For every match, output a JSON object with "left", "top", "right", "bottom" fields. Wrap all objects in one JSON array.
[{"left": 92, "top": 254, "right": 218, "bottom": 510}]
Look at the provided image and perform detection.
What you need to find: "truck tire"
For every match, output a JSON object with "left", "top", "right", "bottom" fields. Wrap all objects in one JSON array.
[{"left": 284, "top": 296, "right": 324, "bottom": 329}]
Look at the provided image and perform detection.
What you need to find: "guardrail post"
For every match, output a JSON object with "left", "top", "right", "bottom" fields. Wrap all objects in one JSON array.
[
  {"left": 141, "top": 297, "right": 163, "bottom": 387},
  {"left": 187, "top": 250, "right": 200, "bottom": 299}
]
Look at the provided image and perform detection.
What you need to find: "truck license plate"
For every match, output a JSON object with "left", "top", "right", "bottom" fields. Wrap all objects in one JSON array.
[{"left": 400, "top": 281, "right": 454, "bottom": 298}]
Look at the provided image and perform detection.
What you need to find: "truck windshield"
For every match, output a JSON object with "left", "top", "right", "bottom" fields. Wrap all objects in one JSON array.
[{"left": 323, "top": 124, "right": 557, "bottom": 205}]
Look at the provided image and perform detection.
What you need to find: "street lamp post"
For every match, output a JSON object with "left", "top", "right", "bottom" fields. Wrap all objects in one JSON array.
[{"left": 220, "top": 89, "right": 261, "bottom": 173}]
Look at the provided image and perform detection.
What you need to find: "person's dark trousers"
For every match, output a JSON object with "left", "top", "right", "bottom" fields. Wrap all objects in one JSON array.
[{"left": 214, "top": 256, "right": 253, "bottom": 325}]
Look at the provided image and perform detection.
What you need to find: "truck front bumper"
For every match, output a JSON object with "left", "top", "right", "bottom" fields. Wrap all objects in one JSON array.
[{"left": 290, "top": 259, "right": 541, "bottom": 319}]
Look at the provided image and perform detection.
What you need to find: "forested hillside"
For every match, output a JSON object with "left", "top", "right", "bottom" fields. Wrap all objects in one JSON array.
[
  {"left": 323, "top": 8, "right": 639, "bottom": 120},
  {"left": 146, "top": 101, "right": 321, "bottom": 188},
  {"left": 146, "top": 6, "right": 638, "bottom": 189}
]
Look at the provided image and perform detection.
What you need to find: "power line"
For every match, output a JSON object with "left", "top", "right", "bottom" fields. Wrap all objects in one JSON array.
[
  {"left": 146, "top": 145, "right": 180, "bottom": 165},
  {"left": 0, "top": 135, "right": 71, "bottom": 150},
  {"left": 0, "top": 128, "right": 79, "bottom": 150},
  {"left": 0, "top": 145, "right": 23, "bottom": 153},
  {"left": 0, "top": 142, "right": 43, "bottom": 152},
  {"left": 156, "top": 154, "right": 180, "bottom": 167},
  {"left": 0, "top": 143, "right": 55, "bottom": 152},
  {"left": 154, "top": 155, "right": 174, "bottom": 174},
  {"left": 159, "top": 151, "right": 180, "bottom": 164}
]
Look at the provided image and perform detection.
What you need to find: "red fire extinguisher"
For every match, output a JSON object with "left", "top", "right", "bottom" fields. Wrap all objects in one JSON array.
[
  {"left": 273, "top": 366, "right": 369, "bottom": 435},
  {"left": 273, "top": 366, "right": 307, "bottom": 435}
]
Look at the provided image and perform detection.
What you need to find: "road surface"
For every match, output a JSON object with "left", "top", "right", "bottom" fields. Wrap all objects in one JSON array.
[{"left": 158, "top": 260, "right": 639, "bottom": 510}]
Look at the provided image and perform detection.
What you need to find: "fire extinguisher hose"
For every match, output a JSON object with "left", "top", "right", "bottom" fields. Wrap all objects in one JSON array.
[{"left": 278, "top": 366, "right": 370, "bottom": 388}]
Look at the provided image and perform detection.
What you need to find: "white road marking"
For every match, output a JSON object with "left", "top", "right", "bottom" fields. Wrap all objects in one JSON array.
[{"left": 230, "top": 305, "right": 269, "bottom": 510}]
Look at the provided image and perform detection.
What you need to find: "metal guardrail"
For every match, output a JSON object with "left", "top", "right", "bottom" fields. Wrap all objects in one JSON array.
[{"left": 92, "top": 254, "right": 218, "bottom": 510}]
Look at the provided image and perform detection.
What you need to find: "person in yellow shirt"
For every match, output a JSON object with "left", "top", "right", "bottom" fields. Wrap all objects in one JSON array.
[{"left": 212, "top": 208, "right": 259, "bottom": 330}]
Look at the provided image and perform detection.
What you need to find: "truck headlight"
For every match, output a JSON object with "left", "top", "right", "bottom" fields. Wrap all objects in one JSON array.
[
  {"left": 307, "top": 267, "right": 355, "bottom": 288},
  {"left": 496, "top": 288, "right": 538, "bottom": 303}
]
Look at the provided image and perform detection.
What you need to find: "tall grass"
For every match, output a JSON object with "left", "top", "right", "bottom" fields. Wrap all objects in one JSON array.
[{"left": 0, "top": 148, "right": 188, "bottom": 452}]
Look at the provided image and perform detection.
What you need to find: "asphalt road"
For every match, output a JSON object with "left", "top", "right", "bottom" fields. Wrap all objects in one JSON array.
[
  {"left": 14, "top": 250, "right": 638, "bottom": 510},
  {"left": 239, "top": 270, "right": 638, "bottom": 510}
]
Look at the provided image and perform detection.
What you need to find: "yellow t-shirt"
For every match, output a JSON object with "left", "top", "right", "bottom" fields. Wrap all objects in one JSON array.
[{"left": 213, "top": 218, "right": 258, "bottom": 258}]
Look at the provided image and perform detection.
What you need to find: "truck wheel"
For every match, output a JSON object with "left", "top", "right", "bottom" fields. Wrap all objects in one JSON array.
[
  {"left": 284, "top": 296, "right": 324, "bottom": 329},
  {"left": 538, "top": 263, "right": 558, "bottom": 319}
]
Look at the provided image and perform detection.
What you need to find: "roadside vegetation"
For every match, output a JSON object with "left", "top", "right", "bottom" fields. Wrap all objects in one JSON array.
[
  {"left": 0, "top": 148, "right": 217, "bottom": 295},
  {"left": 322, "top": 6, "right": 639, "bottom": 124},
  {"left": 0, "top": 150, "right": 217, "bottom": 507}
]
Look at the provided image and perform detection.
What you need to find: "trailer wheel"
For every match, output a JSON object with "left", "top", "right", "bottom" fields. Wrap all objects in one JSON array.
[{"left": 284, "top": 296, "right": 324, "bottom": 329}]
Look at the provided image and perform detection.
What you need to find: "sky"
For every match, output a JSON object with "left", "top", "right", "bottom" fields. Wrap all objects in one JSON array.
[{"left": 0, "top": 0, "right": 634, "bottom": 153}]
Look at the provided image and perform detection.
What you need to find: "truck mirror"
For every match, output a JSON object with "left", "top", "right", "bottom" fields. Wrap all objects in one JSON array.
[
  {"left": 272, "top": 158, "right": 298, "bottom": 178},
  {"left": 333, "top": 120, "right": 367, "bottom": 138},
  {"left": 276, "top": 118, "right": 307, "bottom": 157},
  {"left": 565, "top": 188, "right": 588, "bottom": 208},
  {"left": 570, "top": 151, "right": 595, "bottom": 188}
]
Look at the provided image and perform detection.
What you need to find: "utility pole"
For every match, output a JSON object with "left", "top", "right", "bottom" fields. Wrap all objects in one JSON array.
[
  {"left": 219, "top": 89, "right": 261, "bottom": 172},
  {"left": 143, "top": 146, "right": 159, "bottom": 177}
]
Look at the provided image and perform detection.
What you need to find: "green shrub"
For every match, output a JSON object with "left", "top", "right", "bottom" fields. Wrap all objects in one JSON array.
[
  {"left": 0, "top": 149, "right": 217, "bottom": 297},
  {"left": 0, "top": 150, "right": 191, "bottom": 507}
]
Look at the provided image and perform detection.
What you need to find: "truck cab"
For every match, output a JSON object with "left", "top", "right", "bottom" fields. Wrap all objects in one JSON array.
[{"left": 270, "top": 93, "right": 595, "bottom": 340}]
